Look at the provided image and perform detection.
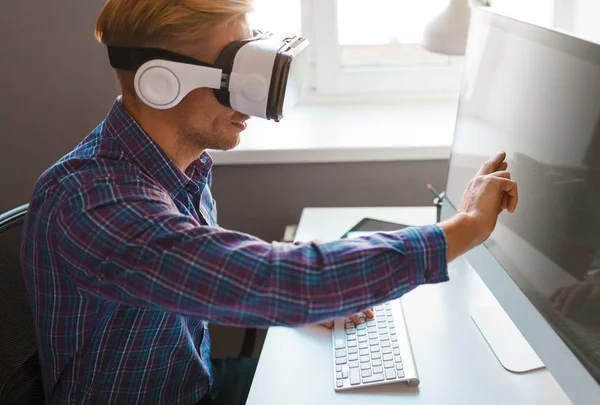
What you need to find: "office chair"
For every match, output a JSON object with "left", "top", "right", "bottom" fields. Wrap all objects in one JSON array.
[{"left": 0, "top": 204, "right": 44, "bottom": 404}]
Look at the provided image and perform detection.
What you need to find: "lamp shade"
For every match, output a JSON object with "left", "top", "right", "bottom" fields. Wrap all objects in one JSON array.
[{"left": 421, "top": 0, "right": 472, "bottom": 55}]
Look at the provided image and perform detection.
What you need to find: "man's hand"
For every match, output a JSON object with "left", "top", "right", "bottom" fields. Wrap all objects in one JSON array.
[
  {"left": 320, "top": 309, "right": 375, "bottom": 329},
  {"left": 440, "top": 152, "right": 519, "bottom": 262}
]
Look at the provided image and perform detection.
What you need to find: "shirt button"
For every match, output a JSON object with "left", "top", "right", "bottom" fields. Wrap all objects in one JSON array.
[{"left": 424, "top": 270, "right": 431, "bottom": 282}]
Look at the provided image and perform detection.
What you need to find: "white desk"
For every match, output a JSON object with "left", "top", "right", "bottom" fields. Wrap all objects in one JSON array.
[{"left": 246, "top": 207, "right": 571, "bottom": 405}]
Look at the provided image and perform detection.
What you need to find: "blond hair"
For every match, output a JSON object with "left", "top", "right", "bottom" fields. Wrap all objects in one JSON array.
[{"left": 95, "top": 0, "right": 254, "bottom": 47}]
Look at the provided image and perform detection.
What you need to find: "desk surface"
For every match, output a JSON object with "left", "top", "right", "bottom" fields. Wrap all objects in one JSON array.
[{"left": 246, "top": 207, "right": 571, "bottom": 405}]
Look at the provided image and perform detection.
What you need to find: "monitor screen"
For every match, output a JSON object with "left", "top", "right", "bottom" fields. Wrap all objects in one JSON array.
[{"left": 446, "top": 9, "right": 600, "bottom": 382}]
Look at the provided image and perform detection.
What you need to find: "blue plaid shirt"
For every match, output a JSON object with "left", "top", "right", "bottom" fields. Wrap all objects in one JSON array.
[{"left": 20, "top": 98, "right": 449, "bottom": 404}]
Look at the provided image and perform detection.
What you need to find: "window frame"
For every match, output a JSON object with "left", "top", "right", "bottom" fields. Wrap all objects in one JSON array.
[{"left": 300, "top": 0, "right": 464, "bottom": 96}]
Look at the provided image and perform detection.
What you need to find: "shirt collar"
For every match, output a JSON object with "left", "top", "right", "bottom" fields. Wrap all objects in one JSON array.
[{"left": 104, "top": 97, "right": 213, "bottom": 198}]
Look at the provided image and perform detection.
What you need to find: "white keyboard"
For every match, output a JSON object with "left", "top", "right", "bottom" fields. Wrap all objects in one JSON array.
[{"left": 331, "top": 299, "right": 420, "bottom": 391}]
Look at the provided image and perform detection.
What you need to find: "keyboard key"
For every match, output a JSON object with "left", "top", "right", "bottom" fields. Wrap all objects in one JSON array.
[
  {"left": 373, "top": 366, "right": 383, "bottom": 374},
  {"left": 350, "top": 369, "right": 361, "bottom": 385},
  {"left": 382, "top": 347, "right": 392, "bottom": 355},
  {"left": 336, "top": 365, "right": 342, "bottom": 372},
  {"left": 392, "top": 342, "right": 399, "bottom": 349},
  {"left": 369, "top": 338, "right": 379, "bottom": 345},
  {"left": 336, "top": 357, "right": 347, "bottom": 365},
  {"left": 348, "top": 354, "right": 358, "bottom": 362},
  {"left": 395, "top": 356, "right": 403, "bottom": 363},
  {"left": 389, "top": 329, "right": 397, "bottom": 336},
  {"left": 396, "top": 362, "right": 404, "bottom": 371},
  {"left": 380, "top": 335, "right": 390, "bottom": 341},
  {"left": 347, "top": 334, "right": 357, "bottom": 341},
  {"left": 393, "top": 349, "right": 400, "bottom": 356},
  {"left": 335, "top": 349, "right": 347, "bottom": 358},
  {"left": 366, "top": 318, "right": 376, "bottom": 324},
  {"left": 383, "top": 354, "right": 393, "bottom": 362},
  {"left": 334, "top": 323, "right": 346, "bottom": 349},
  {"left": 345, "top": 322, "right": 354, "bottom": 329},
  {"left": 357, "top": 324, "right": 367, "bottom": 330},
  {"left": 381, "top": 341, "right": 391, "bottom": 348},
  {"left": 348, "top": 346, "right": 358, "bottom": 355},
  {"left": 346, "top": 329, "right": 356, "bottom": 335},
  {"left": 391, "top": 335, "right": 398, "bottom": 342},
  {"left": 336, "top": 372, "right": 342, "bottom": 379},
  {"left": 380, "top": 330, "right": 389, "bottom": 335},
  {"left": 384, "top": 361, "right": 394, "bottom": 369},
  {"left": 348, "top": 340, "right": 357, "bottom": 347},
  {"left": 360, "top": 355, "right": 370, "bottom": 363},
  {"left": 357, "top": 330, "right": 367, "bottom": 337},
  {"left": 397, "top": 370, "right": 405, "bottom": 379},
  {"left": 361, "top": 369, "right": 372, "bottom": 378},
  {"left": 359, "top": 348, "right": 369, "bottom": 356},
  {"left": 358, "top": 342, "right": 368, "bottom": 349},
  {"left": 343, "top": 371, "right": 349, "bottom": 378},
  {"left": 336, "top": 379, "right": 343, "bottom": 388},
  {"left": 363, "top": 374, "right": 385, "bottom": 384},
  {"left": 361, "top": 362, "right": 371, "bottom": 370},
  {"left": 370, "top": 346, "right": 380, "bottom": 353},
  {"left": 358, "top": 336, "right": 368, "bottom": 343},
  {"left": 371, "top": 352, "right": 381, "bottom": 360},
  {"left": 349, "top": 361, "right": 359, "bottom": 368},
  {"left": 372, "top": 359, "right": 382, "bottom": 367},
  {"left": 385, "top": 368, "right": 397, "bottom": 380}
]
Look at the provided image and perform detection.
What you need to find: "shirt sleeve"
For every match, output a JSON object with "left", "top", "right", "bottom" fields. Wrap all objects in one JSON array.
[{"left": 55, "top": 176, "right": 448, "bottom": 328}]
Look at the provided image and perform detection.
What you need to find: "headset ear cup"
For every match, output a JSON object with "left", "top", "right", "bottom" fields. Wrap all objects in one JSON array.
[{"left": 135, "top": 66, "right": 180, "bottom": 108}]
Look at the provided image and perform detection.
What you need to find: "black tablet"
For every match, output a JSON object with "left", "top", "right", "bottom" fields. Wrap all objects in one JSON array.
[{"left": 341, "top": 218, "right": 409, "bottom": 239}]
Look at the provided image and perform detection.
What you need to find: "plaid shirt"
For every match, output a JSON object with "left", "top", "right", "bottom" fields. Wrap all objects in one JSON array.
[{"left": 20, "top": 98, "right": 449, "bottom": 404}]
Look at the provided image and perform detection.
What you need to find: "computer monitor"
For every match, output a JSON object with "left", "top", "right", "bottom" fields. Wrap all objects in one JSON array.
[{"left": 443, "top": 6, "right": 600, "bottom": 404}]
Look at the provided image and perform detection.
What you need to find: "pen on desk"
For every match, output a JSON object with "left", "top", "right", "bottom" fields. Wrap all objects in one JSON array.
[{"left": 427, "top": 184, "right": 445, "bottom": 201}]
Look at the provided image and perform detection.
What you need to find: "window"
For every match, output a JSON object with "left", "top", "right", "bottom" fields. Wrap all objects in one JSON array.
[
  {"left": 247, "top": 0, "right": 301, "bottom": 36},
  {"left": 249, "top": 0, "right": 464, "bottom": 98}
]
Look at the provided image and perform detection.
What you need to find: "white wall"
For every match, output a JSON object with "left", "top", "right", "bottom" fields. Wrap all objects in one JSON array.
[{"left": 491, "top": 0, "right": 600, "bottom": 43}]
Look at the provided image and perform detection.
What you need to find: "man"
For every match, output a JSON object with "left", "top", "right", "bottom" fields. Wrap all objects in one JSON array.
[{"left": 20, "top": 1, "right": 518, "bottom": 404}]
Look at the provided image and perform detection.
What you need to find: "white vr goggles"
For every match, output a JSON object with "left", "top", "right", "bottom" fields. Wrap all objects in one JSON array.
[{"left": 107, "top": 31, "right": 310, "bottom": 122}]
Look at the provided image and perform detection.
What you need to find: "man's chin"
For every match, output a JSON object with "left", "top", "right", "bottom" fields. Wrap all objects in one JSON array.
[{"left": 213, "top": 133, "right": 241, "bottom": 151}]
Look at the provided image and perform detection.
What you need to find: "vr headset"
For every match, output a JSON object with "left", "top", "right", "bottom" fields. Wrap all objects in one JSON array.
[{"left": 107, "top": 31, "right": 310, "bottom": 122}]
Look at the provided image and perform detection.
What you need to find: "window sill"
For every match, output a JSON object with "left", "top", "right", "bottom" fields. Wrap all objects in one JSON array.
[{"left": 209, "top": 100, "right": 458, "bottom": 166}]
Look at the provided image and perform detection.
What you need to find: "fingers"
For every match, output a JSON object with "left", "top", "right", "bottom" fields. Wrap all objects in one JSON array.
[
  {"left": 498, "top": 162, "right": 508, "bottom": 171},
  {"left": 477, "top": 152, "right": 507, "bottom": 176},
  {"left": 499, "top": 178, "right": 519, "bottom": 213},
  {"left": 490, "top": 171, "right": 511, "bottom": 180},
  {"left": 350, "top": 313, "right": 362, "bottom": 324},
  {"left": 322, "top": 309, "right": 374, "bottom": 329},
  {"left": 500, "top": 193, "right": 509, "bottom": 212}
]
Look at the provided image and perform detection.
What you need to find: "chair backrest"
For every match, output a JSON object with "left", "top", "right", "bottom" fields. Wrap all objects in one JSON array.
[{"left": 0, "top": 205, "right": 44, "bottom": 404}]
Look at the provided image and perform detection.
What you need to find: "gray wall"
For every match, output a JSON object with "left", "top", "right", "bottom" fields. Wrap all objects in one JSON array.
[
  {"left": 211, "top": 160, "right": 449, "bottom": 242},
  {"left": 0, "top": 0, "right": 117, "bottom": 212}
]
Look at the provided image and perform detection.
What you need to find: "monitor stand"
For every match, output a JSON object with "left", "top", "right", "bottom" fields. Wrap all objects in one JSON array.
[{"left": 472, "top": 306, "right": 546, "bottom": 373}]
